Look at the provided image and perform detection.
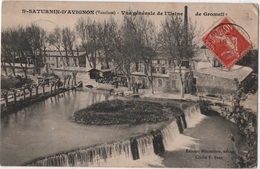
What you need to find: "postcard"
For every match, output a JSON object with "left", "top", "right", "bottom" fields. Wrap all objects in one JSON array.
[{"left": 1, "top": 1, "right": 258, "bottom": 168}]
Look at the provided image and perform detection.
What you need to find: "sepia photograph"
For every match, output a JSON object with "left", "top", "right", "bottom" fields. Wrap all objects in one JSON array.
[{"left": 1, "top": 1, "right": 258, "bottom": 168}]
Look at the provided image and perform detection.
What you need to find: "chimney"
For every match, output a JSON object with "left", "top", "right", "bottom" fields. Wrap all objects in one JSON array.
[{"left": 184, "top": 6, "right": 188, "bottom": 47}]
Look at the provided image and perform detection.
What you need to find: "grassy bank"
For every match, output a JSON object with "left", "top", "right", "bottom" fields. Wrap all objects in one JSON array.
[
  {"left": 72, "top": 99, "right": 182, "bottom": 125},
  {"left": 199, "top": 100, "right": 257, "bottom": 167}
]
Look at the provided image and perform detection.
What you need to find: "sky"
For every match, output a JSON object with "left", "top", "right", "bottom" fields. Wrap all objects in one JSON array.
[{"left": 2, "top": 1, "right": 259, "bottom": 48}]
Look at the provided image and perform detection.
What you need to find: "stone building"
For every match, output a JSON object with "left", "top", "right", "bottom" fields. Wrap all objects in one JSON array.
[
  {"left": 194, "top": 65, "right": 253, "bottom": 100},
  {"left": 130, "top": 57, "right": 194, "bottom": 94}
]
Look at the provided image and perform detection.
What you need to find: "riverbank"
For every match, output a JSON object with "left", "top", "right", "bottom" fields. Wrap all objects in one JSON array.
[
  {"left": 111, "top": 87, "right": 199, "bottom": 102},
  {"left": 1, "top": 87, "right": 76, "bottom": 117},
  {"left": 199, "top": 100, "right": 257, "bottom": 167},
  {"left": 72, "top": 99, "right": 183, "bottom": 125}
]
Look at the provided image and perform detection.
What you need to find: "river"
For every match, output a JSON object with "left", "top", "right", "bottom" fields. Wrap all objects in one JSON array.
[{"left": 0, "top": 89, "right": 245, "bottom": 167}]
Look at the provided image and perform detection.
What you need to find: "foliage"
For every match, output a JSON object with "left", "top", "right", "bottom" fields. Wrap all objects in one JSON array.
[
  {"left": 41, "top": 72, "right": 60, "bottom": 79},
  {"left": 200, "top": 99, "right": 257, "bottom": 167},
  {"left": 233, "top": 106, "right": 257, "bottom": 167},
  {"left": 75, "top": 15, "right": 160, "bottom": 91},
  {"left": 47, "top": 26, "right": 76, "bottom": 66},
  {"left": 1, "top": 24, "right": 46, "bottom": 77},
  {"left": 159, "top": 16, "right": 202, "bottom": 97},
  {"left": 237, "top": 49, "right": 258, "bottom": 73},
  {"left": 1, "top": 76, "right": 19, "bottom": 90},
  {"left": 233, "top": 78, "right": 243, "bottom": 111},
  {"left": 75, "top": 17, "right": 102, "bottom": 69},
  {"left": 73, "top": 100, "right": 182, "bottom": 125},
  {"left": 1, "top": 75, "right": 33, "bottom": 90}
]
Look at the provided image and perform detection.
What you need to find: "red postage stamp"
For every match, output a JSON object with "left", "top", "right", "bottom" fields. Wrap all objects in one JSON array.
[{"left": 202, "top": 17, "right": 252, "bottom": 69}]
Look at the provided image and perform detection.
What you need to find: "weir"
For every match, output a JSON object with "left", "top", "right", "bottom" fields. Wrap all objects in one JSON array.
[{"left": 25, "top": 104, "right": 204, "bottom": 167}]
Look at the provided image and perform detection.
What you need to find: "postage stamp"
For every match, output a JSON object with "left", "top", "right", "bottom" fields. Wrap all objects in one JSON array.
[{"left": 202, "top": 17, "right": 252, "bottom": 69}]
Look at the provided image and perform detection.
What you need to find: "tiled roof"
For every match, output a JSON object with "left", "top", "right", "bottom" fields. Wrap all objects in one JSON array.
[{"left": 195, "top": 65, "right": 253, "bottom": 82}]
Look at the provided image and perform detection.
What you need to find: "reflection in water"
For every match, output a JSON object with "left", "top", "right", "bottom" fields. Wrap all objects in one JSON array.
[
  {"left": 0, "top": 90, "right": 167, "bottom": 166},
  {"left": 1, "top": 89, "right": 244, "bottom": 167}
]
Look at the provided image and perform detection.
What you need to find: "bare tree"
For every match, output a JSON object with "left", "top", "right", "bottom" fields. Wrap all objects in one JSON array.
[
  {"left": 75, "top": 17, "right": 102, "bottom": 69},
  {"left": 61, "top": 27, "right": 76, "bottom": 66},
  {"left": 47, "top": 27, "right": 62, "bottom": 55},
  {"left": 17, "top": 26, "right": 30, "bottom": 79},
  {"left": 97, "top": 18, "right": 118, "bottom": 69},
  {"left": 159, "top": 16, "right": 201, "bottom": 98},
  {"left": 1, "top": 28, "right": 18, "bottom": 77},
  {"left": 135, "top": 16, "right": 159, "bottom": 94},
  {"left": 47, "top": 26, "right": 77, "bottom": 87},
  {"left": 108, "top": 15, "right": 141, "bottom": 90},
  {"left": 25, "top": 23, "right": 46, "bottom": 74}
]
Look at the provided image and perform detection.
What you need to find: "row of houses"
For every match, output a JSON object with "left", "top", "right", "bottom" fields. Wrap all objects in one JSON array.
[{"left": 2, "top": 48, "right": 254, "bottom": 101}]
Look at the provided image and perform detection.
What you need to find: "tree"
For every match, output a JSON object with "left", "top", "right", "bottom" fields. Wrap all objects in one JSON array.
[
  {"left": 25, "top": 23, "right": 47, "bottom": 74},
  {"left": 11, "top": 88, "right": 17, "bottom": 105},
  {"left": 47, "top": 27, "right": 63, "bottom": 55},
  {"left": 61, "top": 27, "right": 76, "bottom": 66},
  {"left": 40, "top": 81, "right": 46, "bottom": 96},
  {"left": 134, "top": 16, "right": 159, "bottom": 94},
  {"left": 97, "top": 18, "right": 118, "bottom": 69},
  {"left": 32, "top": 82, "right": 40, "bottom": 98},
  {"left": 72, "top": 72, "right": 77, "bottom": 86},
  {"left": 2, "top": 25, "right": 46, "bottom": 78},
  {"left": 47, "top": 26, "right": 76, "bottom": 88},
  {"left": 21, "top": 84, "right": 27, "bottom": 101},
  {"left": 108, "top": 15, "right": 141, "bottom": 90},
  {"left": 1, "top": 76, "right": 19, "bottom": 107},
  {"left": 27, "top": 81, "right": 34, "bottom": 99},
  {"left": 1, "top": 28, "right": 18, "bottom": 77},
  {"left": 75, "top": 17, "right": 102, "bottom": 69},
  {"left": 159, "top": 16, "right": 201, "bottom": 97},
  {"left": 47, "top": 27, "right": 72, "bottom": 66}
]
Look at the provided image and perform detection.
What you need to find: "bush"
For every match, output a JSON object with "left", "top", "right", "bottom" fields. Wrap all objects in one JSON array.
[{"left": 72, "top": 100, "right": 181, "bottom": 125}]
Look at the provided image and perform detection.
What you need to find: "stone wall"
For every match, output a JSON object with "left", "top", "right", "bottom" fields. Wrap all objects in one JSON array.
[
  {"left": 194, "top": 71, "right": 237, "bottom": 100},
  {"left": 131, "top": 75, "right": 170, "bottom": 93},
  {"left": 200, "top": 101, "right": 257, "bottom": 167},
  {"left": 169, "top": 72, "right": 182, "bottom": 93},
  {"left": 131, "top": 71, "right": 193, "bottom": 94},
  {"left": 2, "top": 66, "right": 35, "bottom": 77}
]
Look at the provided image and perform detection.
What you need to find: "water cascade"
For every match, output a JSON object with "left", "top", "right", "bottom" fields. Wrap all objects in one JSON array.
[
  {"left": 136, "top": 135, "right": 154, "bottom": 159},
  {"left": 161, "top": 119, "right": 181, "bottom": 151},
  {"left": 25, "top": 104, "right": 205, "bottom": 167},
  {"left": 27, "top": 140, "right": 132, "bottom": 167},
  {"left": 184, "top": 104, "right": 205, "bottom": 128}
]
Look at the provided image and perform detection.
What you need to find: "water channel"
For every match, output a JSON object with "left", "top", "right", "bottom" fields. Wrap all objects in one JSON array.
[{"left": 0, "top": 89, "right": 245, "bottom": 167}]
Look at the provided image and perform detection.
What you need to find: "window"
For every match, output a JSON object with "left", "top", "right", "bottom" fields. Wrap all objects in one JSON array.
[
  {"left": 152, "top": 67, "right": 156, "bottom": 73},
  {"left": 161, "top": 67, "right": 166, "bottom": 74},
  {"left": 157, "top": 60, "right": 160, "bottom": 64},
  {"left": 136, "top": 62, "right": 143, "bottom": 72},
  {"left": 139, "top": 66, "right": 143, "bottom": 72},
  {"left": 193, "top": 78, "right": 196, "bottom": 85},
  {"left": 156, "top": 67, "right": 160, "bottom": 73},
  {"left": 181, "top": 61, "right": 190, "bottom": 68},
  {"left": 158, "top": 79, "right": 162, "bottom": 87},
  {"left": 135, "top": 62, "right": 139, "bottom": 71},
  {"left": 172, "top": 80, "right": 176, "bottom": 89},
  {"left": 161, "top": 60, "right": 165, "bottom": 64}
]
